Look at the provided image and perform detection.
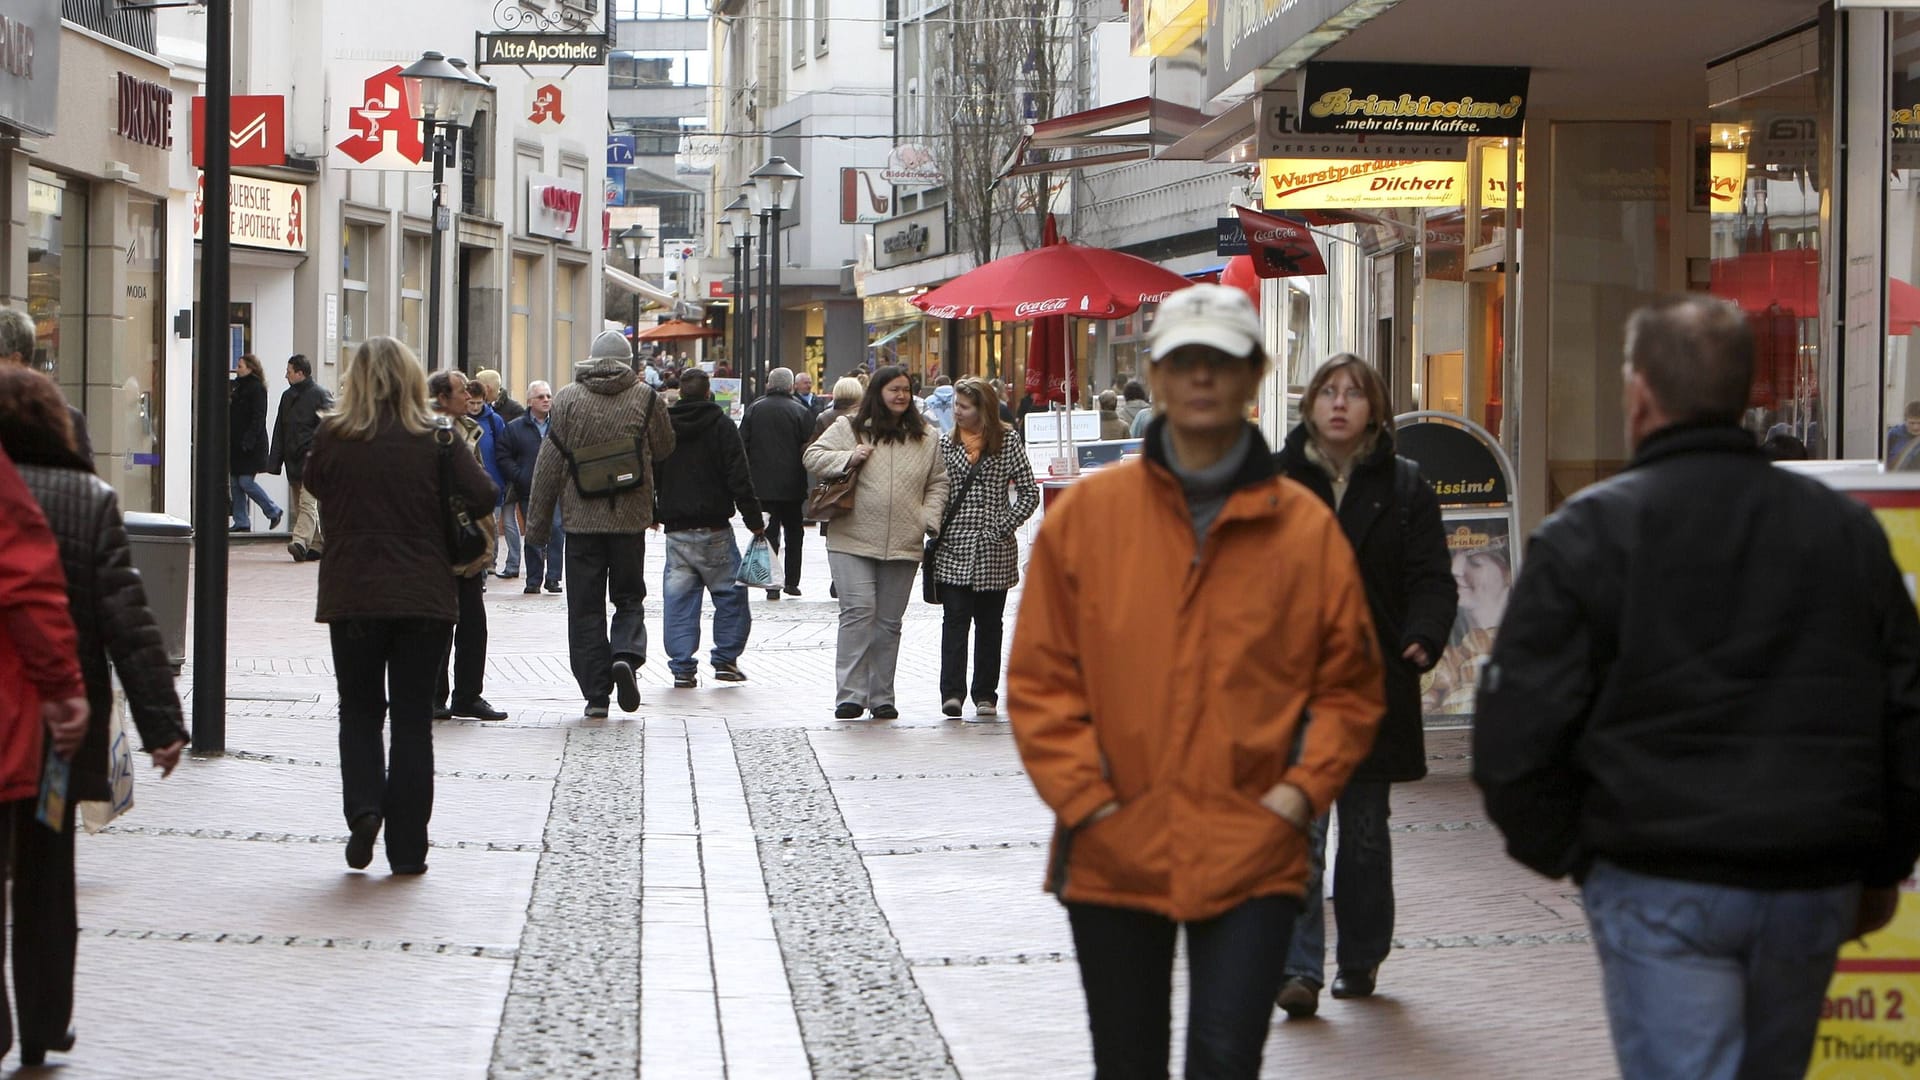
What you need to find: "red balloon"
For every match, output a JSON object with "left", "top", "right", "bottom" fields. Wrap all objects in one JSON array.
[{"left": 1220, "top": 255, "right": 1261, "bottom": 313}]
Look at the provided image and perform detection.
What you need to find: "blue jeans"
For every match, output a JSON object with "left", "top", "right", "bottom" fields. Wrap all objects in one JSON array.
[
  {"left": 663, "top": 528, "right": 751, "bottom": 677},
  {"left": 230, "top": 474, "right": 280, "bottom": 528},
  {"left": 1068, "top": 895, "right": 1300, "bottom": 1079},
  {"left": 1284, "top": 779, "right": 1393, "bottom": 986},
  {"left": 499, "top": 498, "right": 523, "bottom": 575},
  {"left": 1583, "top": 859, "right": 1859, "bottom": 1080},
  {"left": 520, "top": 501, "right": 565, "bottom": 588}
]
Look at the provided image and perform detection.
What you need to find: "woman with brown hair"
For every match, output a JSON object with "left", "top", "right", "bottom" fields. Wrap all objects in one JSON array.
[
  {"left": 303, "top": 337, "right": 497, "bottom": 874},
  {"left": 804, "top": 365, "right": 948, "bottom": 719},
  {"left": 0, "top": 365, "right": 189, "bottom": 1068},
  {"left": 228, "top": 354, "right": 282, "bottom": 532},
  {"left": 1270, "top": 352, "right": 1457, "bottom": 1018},
  {"left": 931, "top": 377, "right": 1039, "bottom": 718}
]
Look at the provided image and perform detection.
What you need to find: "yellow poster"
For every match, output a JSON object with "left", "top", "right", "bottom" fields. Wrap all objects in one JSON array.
[
  {"left": 1478, "top": 143, "right": 1525, "bottom": 209},
  {"left": 1261, "top": 158, "right": 1468, "bottom": 210},
  {"left": 1809, "top": 493, "right": 1920, "bottom": 1078}
]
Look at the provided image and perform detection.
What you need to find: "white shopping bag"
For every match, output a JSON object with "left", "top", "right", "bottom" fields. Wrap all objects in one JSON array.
[{"left": 78, "top": 692, "right": 135, "bottom": 834}]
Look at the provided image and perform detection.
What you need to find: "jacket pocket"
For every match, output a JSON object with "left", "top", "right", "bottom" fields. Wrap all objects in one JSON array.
[{"left": 1068, "top": 792, "right": 1168, "bottom": 898}]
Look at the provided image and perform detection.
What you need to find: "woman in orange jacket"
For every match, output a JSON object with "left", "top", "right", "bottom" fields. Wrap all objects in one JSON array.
[{"left": 1009, "top": 285, "right": 1385, "bottom": 1079}]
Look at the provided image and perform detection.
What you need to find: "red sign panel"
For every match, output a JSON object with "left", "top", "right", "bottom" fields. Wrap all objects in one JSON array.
[{"left": 192, "top": 95, "right": 286, "bottom": 167}]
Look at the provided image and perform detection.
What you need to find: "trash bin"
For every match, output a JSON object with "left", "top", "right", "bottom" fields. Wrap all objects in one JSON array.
[{"left": 123, "top": 512, "right": 192, "bottom": 673}]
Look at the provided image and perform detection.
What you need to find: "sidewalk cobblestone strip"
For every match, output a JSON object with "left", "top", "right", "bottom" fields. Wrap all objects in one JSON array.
[
  {"left": 489, "top": 725, "right": 646, "bottom": 1080},
  {"left": 733, "top": 729, "right": 961, "bottom": 1079}
]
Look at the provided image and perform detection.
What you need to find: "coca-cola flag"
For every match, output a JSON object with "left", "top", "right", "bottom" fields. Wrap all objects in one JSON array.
[{"left": 1234, "top": 206, "right": 1328, "bottom": 279}]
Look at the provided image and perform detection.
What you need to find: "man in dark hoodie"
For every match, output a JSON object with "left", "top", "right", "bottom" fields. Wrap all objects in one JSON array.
[
  {"left": 526, "top": 331, "right": 676, "bottom": 717},
  {"left": 654, "top": 368, "right": 765, "bottom": 688}
]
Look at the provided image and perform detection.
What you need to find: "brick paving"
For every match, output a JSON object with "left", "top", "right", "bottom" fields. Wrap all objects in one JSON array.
[{"left": 12, "top": 527, "right": 1622, "bottom": 1078}]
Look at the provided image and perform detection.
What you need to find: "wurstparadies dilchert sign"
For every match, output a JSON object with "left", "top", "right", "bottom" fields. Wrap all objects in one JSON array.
[{"left": 1298, "top": 62, "right": 1530, "bottom": 139}]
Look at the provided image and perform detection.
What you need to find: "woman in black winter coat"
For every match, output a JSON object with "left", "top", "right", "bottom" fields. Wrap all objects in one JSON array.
[
  {"left": 228, "top": 354, "right": 282, "bottom": 532},
  {"left": 0, "top": 366, "right": 189, "bottom": 1069},
  {"left": 1269, "top": 354, "right": 1457, "bottom": 1019}
]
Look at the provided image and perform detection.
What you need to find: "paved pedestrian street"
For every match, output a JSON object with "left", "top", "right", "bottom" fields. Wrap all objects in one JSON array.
[{"left": 37, "top": 531, "right": 1618, "bottom": 1079}]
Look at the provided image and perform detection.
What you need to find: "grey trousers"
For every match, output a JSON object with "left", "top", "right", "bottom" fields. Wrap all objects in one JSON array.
[{"left": 827, "top": 551, "right": 919, "bottom": 707}]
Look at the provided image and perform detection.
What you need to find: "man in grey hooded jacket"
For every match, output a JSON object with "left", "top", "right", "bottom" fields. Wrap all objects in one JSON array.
[{"left": 526, "top": 331, "right": 676, "bottom": 716}]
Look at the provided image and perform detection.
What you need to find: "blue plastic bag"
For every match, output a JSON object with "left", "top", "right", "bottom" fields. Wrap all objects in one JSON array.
[{"left": 737, "top": 535, "right": 775, "bottom": 588}]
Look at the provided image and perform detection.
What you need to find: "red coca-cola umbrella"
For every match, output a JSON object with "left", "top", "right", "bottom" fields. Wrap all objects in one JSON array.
[{"left": 912, "top": 242, "right": 1192, "bottom": 322}]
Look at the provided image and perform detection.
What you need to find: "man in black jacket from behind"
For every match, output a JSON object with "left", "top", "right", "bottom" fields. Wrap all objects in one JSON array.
[
  {"left": 655, "top": 368, "right": 765, "bottom": 688},
  {"left": 1475, "top": 296, "right": 1920, "bottom": 1080},
  {"left": 740, "top": 366, "right": 816, "bottom": 600},
  {"left": 269, "top": 354, "right": 333, "bottom": 562}
]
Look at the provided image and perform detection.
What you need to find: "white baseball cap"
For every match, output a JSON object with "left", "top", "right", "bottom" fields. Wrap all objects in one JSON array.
[{"left": 1147, "top": 284, "right": 1262, "bottom": 362}]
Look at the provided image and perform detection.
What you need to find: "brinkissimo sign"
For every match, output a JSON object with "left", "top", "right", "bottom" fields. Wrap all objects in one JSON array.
[{"left": 1298, "top": 62, "right": 1530, "bottom": 139}]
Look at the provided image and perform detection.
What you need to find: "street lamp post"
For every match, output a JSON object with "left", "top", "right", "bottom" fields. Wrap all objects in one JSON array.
[
  {"left": 191, "top": 0, "right": 234, "bottom": 753},
  {"left": 724, "top": 194, "right": 754, "bottom": 390},
  {"left": 401, "top": 51, "right": 488, "bottom": 370},
  {"left": 750, "top": 157, "right": 803, "bottom": 396},
  {"left": 618, "top": 223, "right": 651, "bottom": 360}
]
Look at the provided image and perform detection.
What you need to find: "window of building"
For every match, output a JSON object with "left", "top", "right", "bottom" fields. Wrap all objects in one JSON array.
[
  {"left": 400, "top": 233, "right": 430, "bottom": 355},
  {"left": 791, "top": 0, "right": 808, "bottom": 67},
  {"left": 341, "top": 219, "right": 379, "bottom": 368},
  {"left": 510, "top": 253, "right": 540, "bottom": 394},
  {"left": 1885, "top": 13, "right": 1920, "bottom": 468},
  {"left": 24, "top": 170, "right": 86, "bottom": 403},
  {"left": 461, "top": 110, "right": 491, "bottom": 217},
  {"left": 616, "top": 116, "right": 694, "bottom": 157},
  {"left": 815, "top": 0, "right": 829, "bottom": 55},
  {"left": 555, "top": 263, "right": 581, "bottom": 378},
  {"left": 616, "top": 0, "right": 700, "bottom": 15},
  {"left": 883, "top": 0, "right": 898, "bottom": 45},
  {"left": 609, "top": 51, "right": 711, "bottom": 90}
]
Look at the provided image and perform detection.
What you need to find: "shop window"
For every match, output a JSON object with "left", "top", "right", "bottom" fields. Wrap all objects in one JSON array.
[
  {"left": 1885, "top": 13, "right": 1920, "bottom": 468},
  {"left": 400, "top": 233, "right": 430, "bottom": 356},
  {"left": 1546, "top": 122, "right": 1673, "bottom": 509},
  {"left": 341, "top": 220, "right": 380, "bottom": 368},
  {"left": 24, "top": 171, "right": 86, "bottom": 404},
  {"left": 509, "top": 253, "right": 540, "bottom": 394}
]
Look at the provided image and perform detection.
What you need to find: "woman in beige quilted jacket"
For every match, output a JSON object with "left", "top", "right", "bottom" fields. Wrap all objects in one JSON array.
[{"left": 804, "top": 366, "right": 949, "bottom": 720}]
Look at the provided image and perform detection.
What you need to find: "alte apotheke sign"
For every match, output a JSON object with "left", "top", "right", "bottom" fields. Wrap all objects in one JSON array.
[
  {"left": 1298, "top": 62, "right": 1530, "bottom": 139},
  {"left": 477, "top": 34, "right": 608, "bottom": 67},
  {"left": 874, "top": 205, "right": 947, "bottom": 270}
]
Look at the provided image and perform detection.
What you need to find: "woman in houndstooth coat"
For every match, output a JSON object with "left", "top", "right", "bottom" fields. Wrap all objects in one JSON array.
[{"left": 933, "top": 377, "right": 1040, "bottom": 719}]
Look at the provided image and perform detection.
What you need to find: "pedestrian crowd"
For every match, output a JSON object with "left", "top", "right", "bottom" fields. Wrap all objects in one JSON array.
[{"left": 0, "top": 292, "right": 1916, "bottom": 1080}]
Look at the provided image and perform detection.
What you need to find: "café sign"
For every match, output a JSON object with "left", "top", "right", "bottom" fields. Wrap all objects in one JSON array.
[
  {"left": 874, "top": 205, "right": 948, "bottom": 270},
  {"left": 1298, "top": 62, "right": 1531, "bottom": 139},
  {"left": 0, "top": 0, "right": 57, "bottom": 136},
  {"left": 1261, "top": 158, "right": 1468, "bottom": 210},
  {"left": 1260, "top": 92, "right": 1466, "bottom": 162}
]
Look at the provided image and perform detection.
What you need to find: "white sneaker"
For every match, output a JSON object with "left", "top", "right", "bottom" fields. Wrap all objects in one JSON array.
[{"left": 968, "top": 701, "right": 1001, "bottom": 722}]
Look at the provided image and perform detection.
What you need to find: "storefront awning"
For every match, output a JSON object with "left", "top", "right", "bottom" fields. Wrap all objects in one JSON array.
[
  {"left": 604, "top": 264, "right": 678, "bottom": 311},
  {"left": 997, "top": 97, "right": 1213, "bottom": 181}
]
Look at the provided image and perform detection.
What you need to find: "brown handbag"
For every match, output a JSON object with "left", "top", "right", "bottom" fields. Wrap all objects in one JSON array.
[{"left": 806, "top": 460, "right": 861, "bottom": 522}]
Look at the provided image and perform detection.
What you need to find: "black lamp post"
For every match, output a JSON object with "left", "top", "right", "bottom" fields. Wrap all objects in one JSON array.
[
  {"left": 400, "top": 50, "right": 488, "bottom": 371},
  {"left": 750, "top": 156, "right": 803, "bottom": 398},
  {"left": 191, "top": 0, "right": 234, "bottom": 753},
  {"left": 618, "top": 223, "right": 651, "bottom": 355},
  {"left": 723, "top": 193, "right": 754, "bottom": 398}
]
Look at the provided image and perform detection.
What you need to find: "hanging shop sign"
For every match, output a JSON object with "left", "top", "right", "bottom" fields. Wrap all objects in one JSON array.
[
  {"left": 1298, "top": 62, "right": 1530, "bottom": 139},
  {"left": 528, "top": 174, "right": 585, "bottom": 241},
  {"left": 1131, "top": 0, "right": 1207, "bottom": 57},
  {"left": 1216, "top": 217, "right": 1249, "bottom": 256},
  {"left": 192, "top": 171, "right": 307, "bottom": 253},
  {"left": 0, "top": 0, "right": 58, "bottom": 137},
  {"left": 115, "top": 73, "right": 175, "bottom": 149},
  {"left": 882, "top": 144, "right": 944, "bottom": 187},
  {"left": 1207, "top": 0, "right": 1393, "bottom": 100},
  {"left": 477, "top": 34, "right": 608, "bottom": 67},
  {"left": 527, "top": 82, "right": 567, "bottom": 126},
  {"left": 1234, "top": 206, "right": 1327, "bottom": 277},
  {"left": 330, "top": 62, "right": 430, "bottom": 172},
  {"left": 842, "top": 168, "right": 892, "bottom": 224},
  {"left": 874, "top": 205, "right": 948, "bottom": 270},
  {"left": 1477, "top": 143, "right": 1524, "bottom": 209},
  {"left": 608, "top": 135, "right": 636, "bottom": 166},
  {"left": 1260, "top": 92, "right": 1466, "bottom": 162},
  {"left": 1708, "top": 150, "right": 1747, "bottom": 215},
  {"left": 192, "top": 95, "right": 285, "bottom": 167},
  {"left": 1261, "top": 158, "right": 1468, "bottom": 210}
]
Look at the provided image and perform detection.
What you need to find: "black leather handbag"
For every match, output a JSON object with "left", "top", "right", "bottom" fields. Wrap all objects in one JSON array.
[{"left": 436, "top": 428, "right": 491, "bottom": 566}]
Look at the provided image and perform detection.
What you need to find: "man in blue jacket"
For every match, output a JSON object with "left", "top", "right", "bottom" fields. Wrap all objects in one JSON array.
[
  {"left": 466, "top": 383, "right": 513, "bottom": 578},
  {"left": 497, "top": 381, "right": 563, "bottom": 595}
]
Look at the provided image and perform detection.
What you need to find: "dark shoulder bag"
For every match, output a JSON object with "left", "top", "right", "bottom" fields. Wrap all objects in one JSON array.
[
  {"left": 548, "top": 391, "right": 655, "bottom": 500},
  {"left": 806, "top": 428, "right": 863, "bottom": 522},
  {"left": 436, "top": 428, "right": 491, "bottom": 565},
  {"left": 922, "top": 452, "right": 987, "bottom": 604}
]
